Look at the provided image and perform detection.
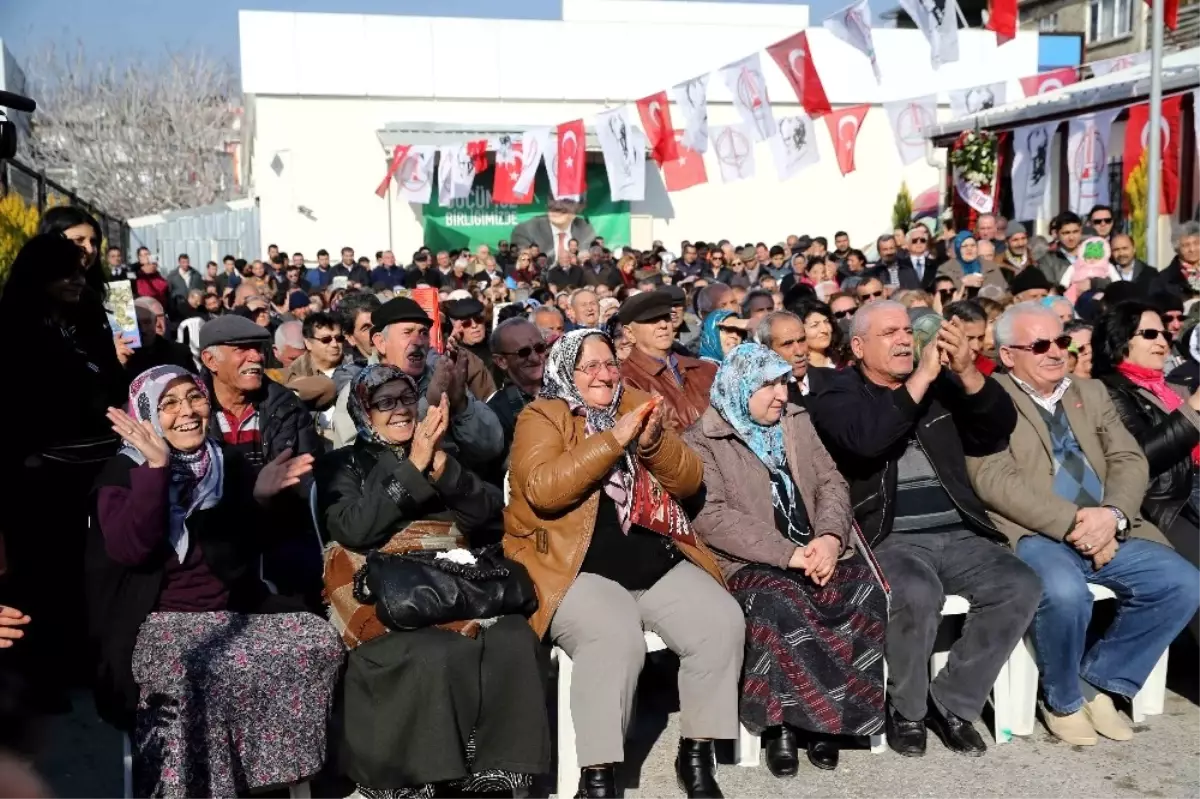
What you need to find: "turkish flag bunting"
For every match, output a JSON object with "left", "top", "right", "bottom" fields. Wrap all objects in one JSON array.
[
  {"left": 493, "top": 142, "right": 536, "bottom": 205},
  {"left": 1123, "top": 94, "right": 1182, "bottom": 215},
  {"left": 1143, "top": 0, "right": 1179, "bottom": 29},
  {"left": 985, "top": 0, "right": 1018, "bottom": 45},
  {"left": 824, "top": 104, "right": 870, "bottom": 176},
  {"left": 766, "top": 31, "right": 832, "bottom": 119},
  {"left": 1019, "top": 67, "right": 1078, "bottom": 97},
  {"left": 637, "top": 91, "right": 680, "bottom": 165},
  {"left": 375, "top": 144, "right": 411, "bottom": 198},
  {"left": 557, "top": 119, "right": 587, "bottom": 199},
  {"left": 662, "top": 131, "right": 708, "bottom": 192},
  {"left": 466, "top": 139, "right": 489, "bottom": 173}
]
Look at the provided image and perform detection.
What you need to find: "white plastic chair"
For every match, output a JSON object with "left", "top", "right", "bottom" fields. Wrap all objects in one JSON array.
[
  {"left": 1005, "top": 583, "right": 1169, "bottom": 737},
  {"left": 553, "top": 631, "right": 758, "bottom": 797}
]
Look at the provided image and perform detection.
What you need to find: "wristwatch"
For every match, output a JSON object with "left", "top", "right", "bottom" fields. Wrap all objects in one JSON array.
[{"left": 1105, "top": 506, "right": 1130, "bottom": 541}]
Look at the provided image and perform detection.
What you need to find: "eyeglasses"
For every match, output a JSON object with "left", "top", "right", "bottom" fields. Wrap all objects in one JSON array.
[
  {"left": 1091, "top": 216, "right": 1114, "bottom": 225},
  {"left": 1163, "top": 312, "right": 1184, "bottom": 322},
  {"left": 158, "top": 392, "right": 209, "bottom": 415},
  {"left": 1134, "top": 329, "right": 1171, "bottom": 342},
  {"left": 371, "top": 393, "right": 418, "bottom": 412},
  {"left": 1006, "top": 335, "right": 1073, "bottom": 354},
  {"left": 938, "top": 289, "right": 956, "bottom": 299},
  {"left": 909, "top": 237, "right": 928, "bottom": 244},
  {"left": 309, "top": 335, "right": 341, "bottom": 345},
  {"left": 832, "top": 308, "right": 856, "bottom": 319},
  {"left": 499, "top": 342, "right": 549, "bottom": 360},
  {"left": 730, "top": 261, "right": 743, "bottom": 267},
  {"left": 858, "top": 290, "right": 884, "bottom": 300},
  {"left": 460, "top": 316, "right": 486, "bottom": 328},
  {"left": 576, "top": 359, "right": 622, "bottom": 377}
]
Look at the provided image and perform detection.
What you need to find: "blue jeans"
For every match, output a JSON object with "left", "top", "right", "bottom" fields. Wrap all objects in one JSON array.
[{"left": 1016, "top": 535, "right": 1200, "bottom": 714}]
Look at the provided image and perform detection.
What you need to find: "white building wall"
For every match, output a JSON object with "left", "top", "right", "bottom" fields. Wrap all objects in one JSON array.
[{"left": 241, "top": 5, "right": 1041, "bottom": 260}]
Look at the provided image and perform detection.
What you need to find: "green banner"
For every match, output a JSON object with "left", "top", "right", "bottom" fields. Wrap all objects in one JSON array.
[{"left": 423, "top": 163, "right": 630, "bottom": 252}]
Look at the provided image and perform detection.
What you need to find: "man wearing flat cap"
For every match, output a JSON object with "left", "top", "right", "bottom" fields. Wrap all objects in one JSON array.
[
  {"left": 330, "top": 297, "right": 503, "bottom": 467},
  {"left": 619, "top": 289, "right": 717, "bottom": 428},
  {"left": 442, "top": 296, "right": 498, "bottom": 400}
]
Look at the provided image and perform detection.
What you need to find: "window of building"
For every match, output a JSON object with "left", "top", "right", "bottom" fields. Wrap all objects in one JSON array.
[
  {"left": 1088, "top": 0, "right": 1134, "bottom": 42},
  {"left": 1038, "top": 12, "right": 1059, "bottom": 31}
]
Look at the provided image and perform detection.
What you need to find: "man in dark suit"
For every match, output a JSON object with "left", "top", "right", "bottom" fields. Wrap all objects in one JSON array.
[
  {"left": 510, "top": 199, "right": 598, "bottom": 264},
  {"left": 869, "top": 234, "right": 922, "bottom": 292},
  {"left": 1103, "top": 233, "right": 1157, "bottom": 296}
]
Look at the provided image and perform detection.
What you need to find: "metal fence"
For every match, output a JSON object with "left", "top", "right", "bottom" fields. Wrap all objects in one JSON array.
[
  {"left": 1, "top": 158, "right": 129, "bottom": 254},
  {"left": 128, "top": 197, "right": 260, "bottom": 267}
]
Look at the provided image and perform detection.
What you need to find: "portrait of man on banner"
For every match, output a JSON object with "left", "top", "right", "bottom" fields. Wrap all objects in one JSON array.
[{"left": 510, "top": 197, "right": 599, "bottom": 261}]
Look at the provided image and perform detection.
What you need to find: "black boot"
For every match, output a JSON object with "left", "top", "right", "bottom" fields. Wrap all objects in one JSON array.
[
  {"left": 886, "top": 702, "right": 927, "bottom": 757},
  {"left": 674, "top": 738, "right": 723, "bottom": 798},
  {"left": 576, "top": 766, "right": 616, "bottom": 798},
  {"left": 806, "top": 737, "right": 840, "bottom": 771},
  {"left": 925, "top": 703, "right": 987, "bottom": 757},
  {"left": 762, "top": 726, "right": 799, "bottom": 778}
]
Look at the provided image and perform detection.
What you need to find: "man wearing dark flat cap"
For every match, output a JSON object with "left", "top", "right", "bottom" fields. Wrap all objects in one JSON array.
[
  {"left": 330, "top": 297, "right": 502, "bottom": 467},
  {"left": 442, "top": 297, "right": 498, "bottom": 400},
  {"left": 619, "top": 289, "right": 717, "bottom": 428}
]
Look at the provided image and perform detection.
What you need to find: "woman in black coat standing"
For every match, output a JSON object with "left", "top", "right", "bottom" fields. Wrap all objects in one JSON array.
[
  {"left": 1092, "top": 300, "right": 1199, "bottom": 571},
  {"left": 316, "top": 364, "right": 550, "bottom": 798}
]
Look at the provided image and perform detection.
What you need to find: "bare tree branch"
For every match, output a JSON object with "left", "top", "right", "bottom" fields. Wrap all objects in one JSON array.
[{"left": 21, "top": 43, "right": 239, "bottom": 220}]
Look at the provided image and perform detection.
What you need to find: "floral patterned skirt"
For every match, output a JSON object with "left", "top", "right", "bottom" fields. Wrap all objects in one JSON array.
[{"left": 131, "top": 611, "right": 344, "bottom": 798}]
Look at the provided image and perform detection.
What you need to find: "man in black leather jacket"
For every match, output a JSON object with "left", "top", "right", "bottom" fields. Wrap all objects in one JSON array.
[{"left": 809, "top": 300, "right": 1040, "bottom": 760}]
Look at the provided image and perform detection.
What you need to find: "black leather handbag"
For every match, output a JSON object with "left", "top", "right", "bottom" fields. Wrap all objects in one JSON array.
[{"left": 356, "top": 544, "right": 538, "bottom": 631}]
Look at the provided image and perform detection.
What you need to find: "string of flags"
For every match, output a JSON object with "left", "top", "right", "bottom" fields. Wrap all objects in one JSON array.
[{"left": 374, "top": 9, "right": 1176, "bottom": 209}]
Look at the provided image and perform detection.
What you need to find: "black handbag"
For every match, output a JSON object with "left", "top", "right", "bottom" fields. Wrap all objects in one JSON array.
[{"left": 355, "top": 544, "right": 538, "bottom": 631}]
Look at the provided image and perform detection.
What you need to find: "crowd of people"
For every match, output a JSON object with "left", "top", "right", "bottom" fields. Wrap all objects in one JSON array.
[{"left": 0, "top": 202, "right": 1198, "bottom": 799}]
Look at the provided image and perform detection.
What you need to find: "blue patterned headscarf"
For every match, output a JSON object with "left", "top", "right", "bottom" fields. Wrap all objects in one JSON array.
[
  {"left": 710, "top": 343, "right": 793, "bottom": 474},
  {"left": 698, "top": 310, "right": 736, "bottom": 363},
  {"left": 954, "top": 231, "right": 980, "bottom": 275}
]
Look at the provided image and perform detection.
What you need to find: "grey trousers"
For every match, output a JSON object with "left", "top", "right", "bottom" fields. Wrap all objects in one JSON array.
[
  {"left": 549, "top": 561, "right": 745, "bottom": 767},
  {"left": 874, "top": 529, "right": 1042, "bottom": 723}
]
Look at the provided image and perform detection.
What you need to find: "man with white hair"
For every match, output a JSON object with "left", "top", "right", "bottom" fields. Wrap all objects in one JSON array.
[
  {"left": 809, "top": 300, "right": 1040, "bottom": 759},
  {"left": 967, "top": 303, "right": 1198, "bottom": 746}
]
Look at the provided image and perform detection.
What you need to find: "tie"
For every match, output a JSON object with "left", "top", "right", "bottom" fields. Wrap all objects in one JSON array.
[
  {"left": 557, "top": 232, "right": 566, "bottom": 260},
  {"left": 914, "top": 258, "right": 924, "bottom": 280}
]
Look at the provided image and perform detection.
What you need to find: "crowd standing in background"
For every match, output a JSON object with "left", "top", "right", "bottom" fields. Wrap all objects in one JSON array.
[{"left": 0, "top": 203, "right": 1197, "bottom": 799}]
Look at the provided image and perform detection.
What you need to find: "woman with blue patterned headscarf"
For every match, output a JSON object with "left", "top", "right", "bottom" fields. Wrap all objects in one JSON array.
[
  {"left": 683, "top": 343, "right": 889, "bottom": 776},
  {"left": 697, "top": 310, "right": 748, "bottom": 363}
]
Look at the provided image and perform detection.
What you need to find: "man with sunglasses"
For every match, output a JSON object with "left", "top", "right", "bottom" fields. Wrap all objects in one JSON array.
[
  {"left": 1087, "top": 205, "right": 1115, "bottom": 243},
  {"left": 487, "top": 317, "right": 549, "bottom": 453},
  {"left": 906, "top": 225, "right": 941, "bottom": 289},
  {"left": 443, "top": 297, "right": 498, "bottom": 401},
  {"left": 283, "top": 311, "right": 344, "bottom": 442},
  {"left": 855, "top": 276, "right": 887, "bottom": 305},
  {"left": 970, "top": 303, "right": 1198, "bottom": 746}
]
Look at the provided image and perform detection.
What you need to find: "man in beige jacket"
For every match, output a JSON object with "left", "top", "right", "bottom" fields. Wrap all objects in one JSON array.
[{"left": 966, "top": 302, "right": 1199, "bottom": 747}]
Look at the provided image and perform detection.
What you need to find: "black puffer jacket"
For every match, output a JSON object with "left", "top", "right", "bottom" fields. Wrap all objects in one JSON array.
[{"left": 1099, "top": 371, "right": 1199, "bottom": 532}]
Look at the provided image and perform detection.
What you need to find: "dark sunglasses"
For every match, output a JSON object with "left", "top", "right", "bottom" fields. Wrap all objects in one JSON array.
[
  {"left": 1163, "top": 312, "right": 1184, "bottom": 321},
  {"left": 1091, "top": 216, "right": 1114, "bottom": 224},
  {"left": 1134, "top": 328, "right": 1171, "bottom": 342},
  {"left": 858, "top": 290, "right": 884, "bottom": 300},
  {"left": 910, "top": 237, "right": 928, "bottom": 244},
  {"left": 1007, "top": 335, "right": 1072, "bottom": 354},
  {"left": 309, "top": 334, "right": 341, "bottom": 345},
  {"left": 833, "top": 308, "right": 856, "bottom": 319},
  {"left": 499, "top": 342, "right": 550, "bottom": 360},
  {"left": 938, "top": 289, "right": 955, "bottom": 299}
]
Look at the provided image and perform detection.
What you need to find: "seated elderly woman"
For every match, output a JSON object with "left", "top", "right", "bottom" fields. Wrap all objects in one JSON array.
[
  {"left": 89, "top": 365, "right": 343, "bottom": 798},
  {"left": 698, "top": 310, "right": 750, "bottom": 363},
  {"left": 1092, "top": 301, "right": 1200, "bottom": 573},
  {"left": 317, "top": 364, "right": 550, "bottom": 798},
  {"left": 683, "top": 344, "right": 887, "bottom": 776},
  {"left": 504, "top": 328, "right": 744, "bottom": 799}
]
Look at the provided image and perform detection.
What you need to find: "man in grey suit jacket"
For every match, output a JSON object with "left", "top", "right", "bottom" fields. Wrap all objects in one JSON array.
[{"left": 510, "top": 199, "right": 598, "bottom": 263}]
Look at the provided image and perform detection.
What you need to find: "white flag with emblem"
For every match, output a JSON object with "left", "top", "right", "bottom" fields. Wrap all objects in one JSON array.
[
  {"left": 769, "top": 115, "right": 820, "bottom": 180},
  {"left": 897, "top": 0, "right": 960, "bottom": 68},
  {"left": 595, "top": 107, "right": 646, "bottom": 202},
  {"left": 883, "top": 95, "right": 937, "bottom": 165},
  {"left": 1066, "top": 108, "right": 1120, "bottom": 214},
  {"left": 670, "top": 74, "right": 711, "bottom": 153},
  {"left": 823, "top": 0, "right": 883, "bottom": 83},
  {"left": 513, "top": 127, "right": 551, "bottom": 196},
  {"left": 1011, "top": 121, "right": 1059, "bottom": 221},
  {"left": 711, "top": 124, "right": 756, "bottom": 183},
  {"left": 436, "top": 144, "right": 478, "bottom": 206},
  {"left": 395, "top": 145, "right": 436, "bottom": 205},
  {"left": 948, "top": 82, "right": 1006, "bottom": 119},
  {"left": 720, "top": 53, "right": 776, "bottom": 143}
]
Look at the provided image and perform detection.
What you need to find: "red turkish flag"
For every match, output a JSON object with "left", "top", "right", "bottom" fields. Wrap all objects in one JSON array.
[
  {"left": 1019, "top": 67, "right": 1078, "bottom": 97},
  {"left": 375, "top": 144, "right": 410, "bottom": 198},
  {"left": 985, "top": 0, "right": 1018, "bottom": 45},
  {"left": 557, "top": 119, "right": 587, "bottom": 198},
  {"left": 1123, "top": 95, "right": 1182, "bottom": 215},
  {"left": 824, "top": 104, "right": 869, "bottom": 176},
  {"left": 766, "top": 31, "right": 832, "bottom": 119},
  {"left": 466, "top": 139, "right": 488, "bottom": 173},
  {"left": 636, "top": 91, "right": 680, "bottom": 166},
  {"left": 1143, "top": 0, "right": 1179, "bottom": 29},
  {"left": 493, "top": 142, "right": 536, "bottom": 205},
  {"left": 662, "top": 132, "right": 707, "bottom": 192}
]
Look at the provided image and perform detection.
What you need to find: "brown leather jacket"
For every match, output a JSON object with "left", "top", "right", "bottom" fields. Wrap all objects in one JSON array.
[
  {"left": 503, "top": 387, "right": 725, "bottom": 639},
  {"left": 620, "top": 346, "right": 717, "bottom": 430}
]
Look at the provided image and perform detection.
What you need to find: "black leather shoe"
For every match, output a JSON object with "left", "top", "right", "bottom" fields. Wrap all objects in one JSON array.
[
  {"left": 763, "top": 726, "right": 799, "bottom": 778},
  {"left": 806, "top": 739, "right": 839, "bottom": 771},
  {"left": 576, "top": 766, "right": 616, "bottom": 798},
  {"left": 926, "top": 704, "right": 987, "bottom": 756},
  {"left": 886, "top": 702, "right": 927, "bottom": 757},
  {"left": 674, "top": 738, "right": 724, "bottom": 798}
]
